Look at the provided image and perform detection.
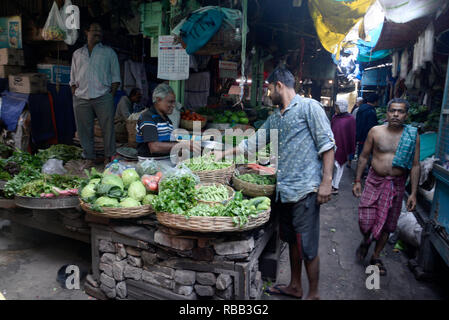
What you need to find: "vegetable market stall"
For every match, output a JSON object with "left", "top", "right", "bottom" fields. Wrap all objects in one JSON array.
[
  {"left": 0, "top": 145, "right": 92, "bottom": 243},
  {"left": 79, "top": 154, "right": 280, "bottom": 300}
]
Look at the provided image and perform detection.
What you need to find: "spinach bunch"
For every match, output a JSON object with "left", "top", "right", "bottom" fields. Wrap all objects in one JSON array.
[
  {"left": 152, "top": 174, "right": 198, "bottom": 214},
  {"left": 3, "top": 167, "right": 43, "bottom": 198}
]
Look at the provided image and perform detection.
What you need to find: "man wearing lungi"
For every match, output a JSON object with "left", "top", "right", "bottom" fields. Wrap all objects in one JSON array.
[{"left": 352, "top": 98, "right": 420, "bottom": 276}]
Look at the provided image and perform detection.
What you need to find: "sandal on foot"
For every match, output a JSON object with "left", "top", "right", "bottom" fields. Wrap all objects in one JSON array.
[
  {"left": 265, "top": 284, "right": 302, "bottom": 299},
  {"left": 370, "top": 258, "right": 387, "bottom": 276},
  {"left": 356, "top": 243, "right": 369, "bottom": 262}
]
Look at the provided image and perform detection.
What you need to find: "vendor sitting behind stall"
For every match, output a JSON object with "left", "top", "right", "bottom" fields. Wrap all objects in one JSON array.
[
  {"left": 136, "top": 83, "right": 197, "bottom": 158},
  {"left": 115, "top": 88, "right": 142, "bottom": 138}
]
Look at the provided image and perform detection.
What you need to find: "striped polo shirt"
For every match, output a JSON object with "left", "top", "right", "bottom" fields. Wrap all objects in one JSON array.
[{"left": 136, "top": 107, "right": 174, "bottom": 157}]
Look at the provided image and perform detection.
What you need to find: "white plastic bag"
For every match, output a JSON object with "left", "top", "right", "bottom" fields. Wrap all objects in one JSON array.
[
  {"left": 42, "top": 1, "right": 67, "bottom": 41},
  {"left": 60, "top": 0, "right": 78, "bottom": 45},
  {"left": 42, "top": 159, "right": 68, "bottom": 175},
  {"left": 396, "top": 203, "right": 423, "bottom": 247}
]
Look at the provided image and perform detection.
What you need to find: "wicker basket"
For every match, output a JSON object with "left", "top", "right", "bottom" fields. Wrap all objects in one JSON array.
[
  {"left": 195, "top": 183, "right": 235, "bottom": 206},
  {"left": 187, "top": 163, "right": 236, "bottom": 185},
  {"left": 232, "top": 167, "right": 276, "bottom": 197},
  {"left": 156, "top": 208, "right": 270, "bottom": 233},
  {"left": 80, "top": 200, "right": 154, "bottom": 219},
  {"left": 126, "top": 119, "right": 138, "bottom": 148},
  {"left": 180, "top": 119, "right": 207, "bottom": 131}
]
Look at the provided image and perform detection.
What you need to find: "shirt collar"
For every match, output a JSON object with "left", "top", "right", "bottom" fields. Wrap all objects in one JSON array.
[{"left": 275, "top": 94, "right": 301, "bottom": 116}]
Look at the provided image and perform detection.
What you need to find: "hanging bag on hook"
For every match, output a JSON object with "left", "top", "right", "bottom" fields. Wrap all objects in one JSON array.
[
  {"left": 60, "top": 0, "right": 79, "bottom": 45},
  {"left": 179, "top": 7, "right": 224, "bottom": 55},
  {"left": 42, "top": 1, "right": 67, "bottom": 41}
]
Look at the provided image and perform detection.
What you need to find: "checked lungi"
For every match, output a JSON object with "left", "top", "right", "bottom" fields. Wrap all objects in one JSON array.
[{"left": 358, "top": 168, "right": 407, "bottom": 243}]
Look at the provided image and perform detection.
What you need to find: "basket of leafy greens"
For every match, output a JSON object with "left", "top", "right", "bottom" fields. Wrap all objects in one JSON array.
[{"left": 156, "top": 190, "right": 271, "bottom": 232}]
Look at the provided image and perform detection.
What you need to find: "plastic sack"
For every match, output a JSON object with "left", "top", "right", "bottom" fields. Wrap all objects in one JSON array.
[
  {"left": 42, "top": 159, "right": 68, "bottom": 175},
  {"left": 395, "top": 202, "right": 423, "bottom": 247},
  {"left": 104, "top": 159, "right": 133, "bottom": 176},
  {"left": 136, "top": 159, "right": 159, "bottom": 176},
  {"left": 165, "top": 164, "right": 200, "bottom": 184},
  {"left": 60, "top": 0, "right": 78, "bottom": 45},
  {"left": 42, "top": 2, "right": 67, "bottom": 41}
]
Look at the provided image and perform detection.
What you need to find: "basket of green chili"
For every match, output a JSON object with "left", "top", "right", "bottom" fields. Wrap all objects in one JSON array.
[{"left": 232, "top": 167, "right": 276, "bottom": 197}]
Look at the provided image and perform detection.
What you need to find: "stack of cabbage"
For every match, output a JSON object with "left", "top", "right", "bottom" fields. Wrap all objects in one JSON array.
[{"left": 80, "top": 168, "right": 156, "bottom": 210}]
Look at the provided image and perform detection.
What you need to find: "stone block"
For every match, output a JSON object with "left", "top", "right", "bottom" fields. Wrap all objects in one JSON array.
[
  {"left": 84, "top": 282, "right": 107, "bottom": 300},
  {"left": 100, "top": 273, "right": 116, "bottom": 289},
  {"left": 174, "top": 270, "right": 196, "bottom": 285},
  {"left": 127, "top": 255, "right": 143, "bottom": 268},
  {"left": 174, "top": 284, "right": 194, "bottom": 296},
  {"left": 116, "top": 281, "right": 127, "bottom": 299},
  {"left": 216, "top": 284, "right": 234, "bottom": 300},
  {"left": 196, "top": 272, "right": 216, "bottom": 286},
  {"left": 154, "top": 230, "right": 195, "bottom": 251},
  {"left": 192, "top": 247, "right": 214, "bottom": 261},
  {"left": 86, "top": 274, "right": 99, "bottom": 288},
  {"left": 137, "top": 240, "right": 150, "bottom": 250},
  {"left": 100, "top": 283, "right": 116, "bottom": 299},
  {"left": 126, "top": 246, "right": 142, "bottom": 257},
  {"left": 213, "top": 238, "right": 254, "bottom": 255},
  {"left": 99, "top": 263, "right": 113, "bottom": 277},
  {"left": 144, "top": 265, "right": 175, "bottom": 279},
  {"left": 194, "top": 284, "right": 215, "bottom": 297},
  {"left": 115, "top": 243, "right": 127, "bottom": 260},
  {"left": 99, "top": 240, "right": 116, "bottom": 253},
  {"left": 100, "top": 253, "right": 116, "bottom": 265},
  {"left": 124, "top": 265, "right": 142, "bottom": 281},
  {"left": 141, "top": 251, "right": 158, "bottom": 266},
  {"left": 142, "top": 270, "right": 174, "bottom": 290},
  {"left": 112, "top": 260, "right": 127, "bottom": 281},
  {"left": 216, "top": 274, "right": 232, "bottom": 290}
]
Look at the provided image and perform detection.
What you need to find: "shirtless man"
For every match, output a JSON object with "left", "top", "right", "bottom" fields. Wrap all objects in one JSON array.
[{"left": 352, "top": 98, "right": 420, "bottom": 276}]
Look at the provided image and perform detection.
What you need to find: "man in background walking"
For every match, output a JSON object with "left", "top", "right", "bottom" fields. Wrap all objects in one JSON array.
[{"left": 331, "top": 100, "right": 356, "bottom": 194}]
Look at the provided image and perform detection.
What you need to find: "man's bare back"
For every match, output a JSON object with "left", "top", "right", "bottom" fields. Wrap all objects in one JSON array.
[{"left": 370, "top": 125, "right": 407, "bottom": 177}]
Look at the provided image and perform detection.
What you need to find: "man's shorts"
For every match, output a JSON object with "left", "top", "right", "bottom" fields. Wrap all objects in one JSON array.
[{"left": 276, "top": 192, "right": 320, "bottom": 261}]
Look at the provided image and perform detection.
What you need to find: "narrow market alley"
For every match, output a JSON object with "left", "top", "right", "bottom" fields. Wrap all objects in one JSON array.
[
  {"left": 266, "top": 165, "right": 449, "bottom": 300},
  {"left": 1, "top": 164, "right": 448, "bottom": 300}
]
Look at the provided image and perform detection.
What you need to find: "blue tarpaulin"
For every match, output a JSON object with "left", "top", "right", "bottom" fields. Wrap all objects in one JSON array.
[
  {"left": 0, "top": 91, "right": 28, "bottom": 131},
  {"left": 357, "top": 20, "right": 392, "bottom": 62}
]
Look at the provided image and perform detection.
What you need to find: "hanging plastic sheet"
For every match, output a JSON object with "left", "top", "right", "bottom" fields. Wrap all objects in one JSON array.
[
  {"left": 308, "top": 0, "right": 376, "bottom": 56},
  {"left": 356, "top": 20, "right": 392, "bottom": 62},
  {"left": 378, "top": 0, "right": 447, "bottom": 24},
  {"left": 332, "top": 46, "right": 361, "bottom": 81}
]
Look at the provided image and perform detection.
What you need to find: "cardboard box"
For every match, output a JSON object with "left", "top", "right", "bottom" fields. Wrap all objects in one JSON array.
[
  {"left": 0, "top": 48, "right": 25, "bottom": 66},
  {"left": 0, "top": 65, "right": 22, "bottom": 78},
  {"left": 9, "top": 73, "right": 47, "bottom": 94},
  {"left": 37, "top": 64, "right": 71, "bottom": 85}
]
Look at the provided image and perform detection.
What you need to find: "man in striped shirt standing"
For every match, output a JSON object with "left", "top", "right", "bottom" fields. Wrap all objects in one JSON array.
[{"left": 70, "top": 22, "right": 121, "bottom": 164}]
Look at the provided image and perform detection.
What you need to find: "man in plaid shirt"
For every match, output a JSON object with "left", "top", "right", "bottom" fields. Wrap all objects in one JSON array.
[{"left": 352, "top": 98, "right": 420, "bottom": 276}]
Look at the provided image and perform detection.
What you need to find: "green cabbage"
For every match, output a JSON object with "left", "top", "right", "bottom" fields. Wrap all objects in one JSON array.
[
  {"left": 81, "top": 184, "right": 96, "bottom": 199},
  {"left": 142, "top": 194, "right": 156, "bottom": 205},
  {"left": 119, "top": 197, "right": 141, "bottom": 208},
  {"left": 128, "top": 181, "right": 146, "bottom": 201},
  {"left": 94, "top": 196, "right": 119, "bottom": 207},
  {"left": 89, "top": 178, "right": 101, "bottom": 186},
  {"left": 101, "top": 174, "right": 124, "bottom": 190},
  {"left": 122, "top": 168, "right": 140, "bottom": 188}
]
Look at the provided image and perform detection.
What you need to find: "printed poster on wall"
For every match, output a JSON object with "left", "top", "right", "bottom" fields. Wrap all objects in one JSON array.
[
  {"left": 157, "top": 35, "right": 189, "bottom": 80},
  {"left": 0, "top": 16, "right": 22, "bottom": 49}
]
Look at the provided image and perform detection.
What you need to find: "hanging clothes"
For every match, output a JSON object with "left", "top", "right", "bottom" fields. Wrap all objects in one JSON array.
[
  {"left": 400, "top": 50, "right": 409, "bottom": 80},
  {"left": 184, "top": 71, "right": 210, "bottom": 110},
  {"left": 123, "top": 60, "right": 150, "bottom": 106}
]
